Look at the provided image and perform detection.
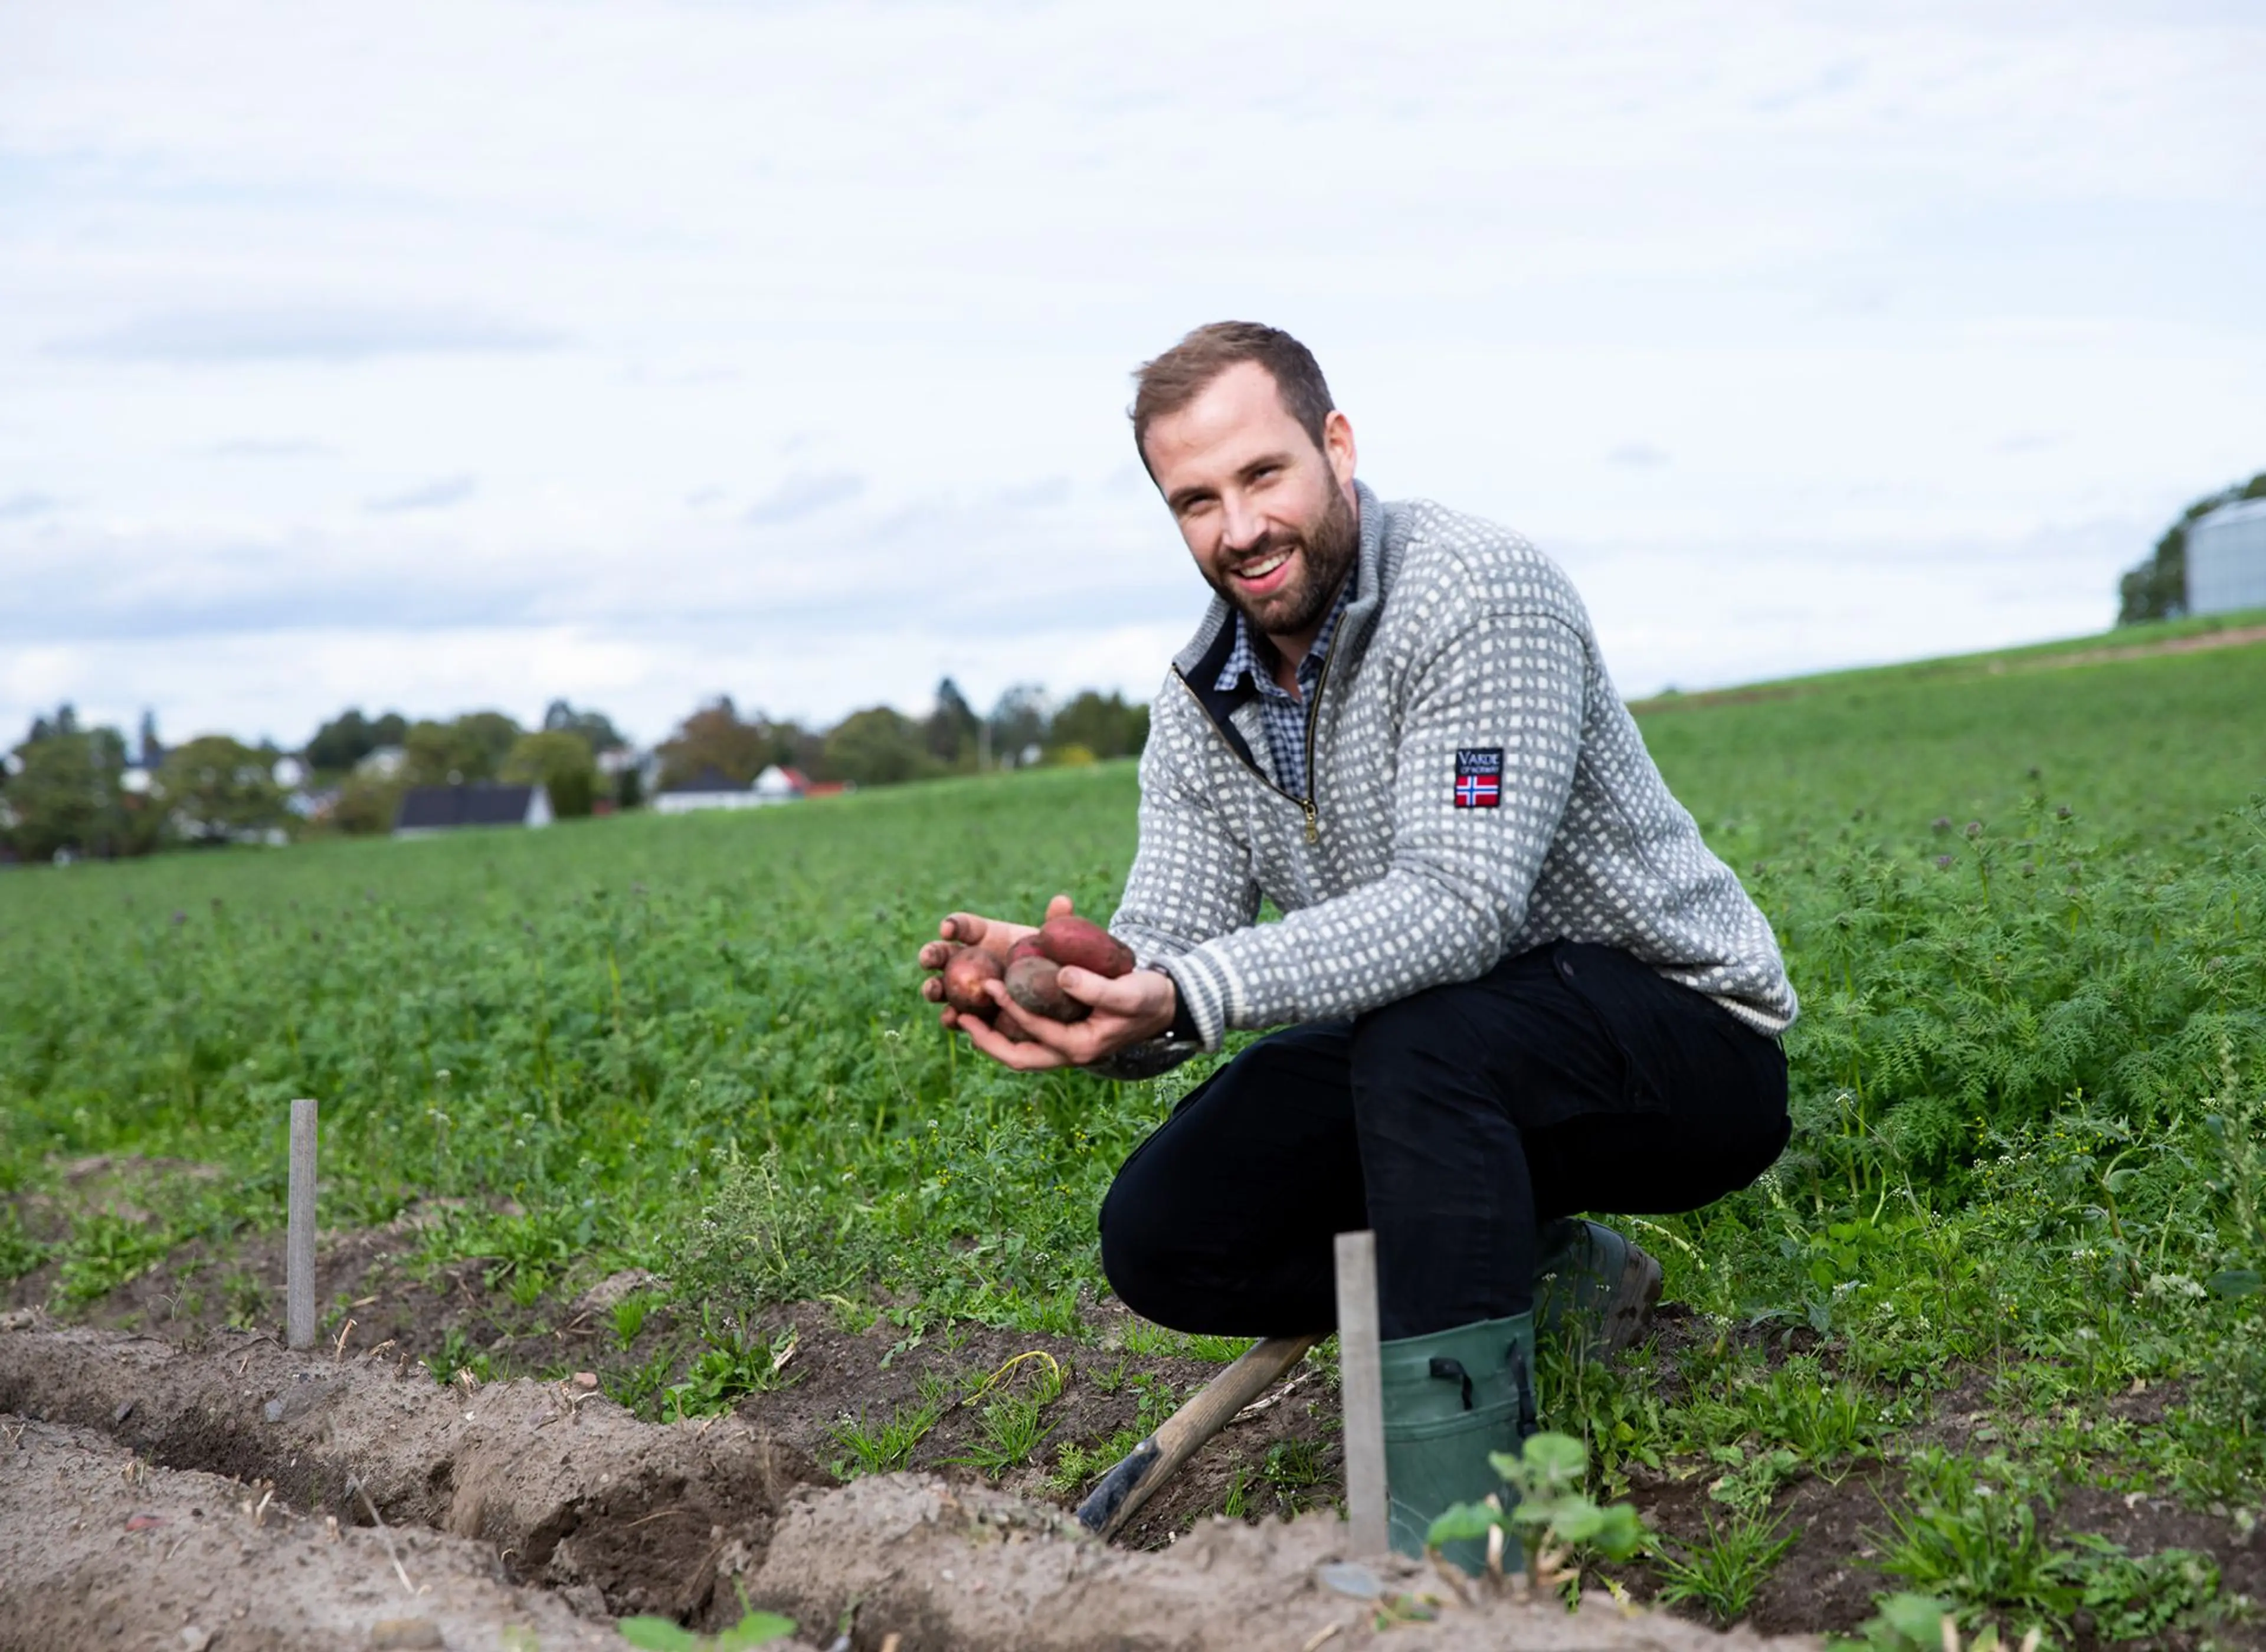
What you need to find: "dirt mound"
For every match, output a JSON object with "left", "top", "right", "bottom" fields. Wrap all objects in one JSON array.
[
  {"left": 0, "top": 1319, "right": 805, "bottom": 1624},
  {"left": 1, "top": 1417, "right": 730, "bottom": 1652},
  {"left": 2, "top": 1323, "right": 1816, "bottom": 1651}
]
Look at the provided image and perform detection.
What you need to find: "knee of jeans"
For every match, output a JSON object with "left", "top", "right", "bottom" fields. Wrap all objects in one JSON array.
[{"left": 1098, "top": 1182, "right": 1174, "bottom": 1323}]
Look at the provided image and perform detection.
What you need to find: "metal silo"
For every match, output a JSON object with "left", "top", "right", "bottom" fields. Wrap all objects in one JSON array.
[{"left": 2187, "top": 497, "right": 2266, "bottom": 616}]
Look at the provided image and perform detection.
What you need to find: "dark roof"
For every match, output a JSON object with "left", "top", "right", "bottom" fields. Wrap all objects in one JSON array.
[
  {"left": 663, "top": 765, "right": 749, "bottom": 794},
  {"left": 395, "top": 784, "right": 538, "bottom": 830}
]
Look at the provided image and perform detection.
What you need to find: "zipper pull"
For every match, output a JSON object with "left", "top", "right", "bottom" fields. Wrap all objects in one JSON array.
[{"left": 1303, "top": 800, "right": 1319, "bottom": 844}]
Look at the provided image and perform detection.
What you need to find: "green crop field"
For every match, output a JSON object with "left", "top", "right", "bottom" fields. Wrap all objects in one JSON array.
[{"left": 5, "top": 622, "right": 2265, "bottom": 1650}]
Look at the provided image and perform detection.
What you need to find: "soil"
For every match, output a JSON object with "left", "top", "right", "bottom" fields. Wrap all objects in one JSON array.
[
  {"left": 1, "top": 1320, "right": 1812, "bottom": 1651},
  {"left": 9, "top": 1192, "right": 2263, "bottom": 1647}
]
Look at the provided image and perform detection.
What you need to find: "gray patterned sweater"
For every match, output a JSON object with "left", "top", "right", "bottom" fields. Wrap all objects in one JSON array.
[{"left": 1104, "top": 481, "right": 1796, "bottom": 1067}]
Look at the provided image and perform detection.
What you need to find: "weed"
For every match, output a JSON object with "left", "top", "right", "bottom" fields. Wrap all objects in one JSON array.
[
  {"left": 420, "top": 1327, "right": 497, "bottom": 1387},
  {"left": 0, "top": 1210, "right": 44, "bottom": 1283},
  {"left": 1046, "top": 1427, "right": 1142, "bottom": 1496},
  {"left": 829, "top": 1390, "right": 947, "bottom": 1480},
  {"left": 1874, "top": 1451, "right": 2070, "bottom": 1641},
  {"left": 1220, "top": 1464, "right": 1251, "bottom": 1520},
  {"left": 945, "top": 1351, "right": 1066, "bottom": 1479},
  {"left": 611, "top": 1292, "right": 656, "bottom": 1350},
  {"left": 55, "top": 1214, "right": 171, "bottom": 1304},
  {"left": 617, "top": 1579, "right": 794, "bottom": 1648},
  {"left": 664, "top": 1320, "right": 799, "bottom": 1420},
  {"left": 219, "top": 1269, "right": 266, "bottom": 1329},
  {"left": 1652, "top": 1507, "right": 1798, "bottom": 1625}
]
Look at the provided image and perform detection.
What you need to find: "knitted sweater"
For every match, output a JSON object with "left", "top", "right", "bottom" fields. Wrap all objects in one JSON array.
[{"left": 1103, "top": 481, "right": 1796, "bottom": 1068}]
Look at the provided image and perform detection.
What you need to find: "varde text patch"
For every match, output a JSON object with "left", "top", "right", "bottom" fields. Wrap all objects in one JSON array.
[{"left": 1453, "top": 747, "right": 1502, "bottom": 809}]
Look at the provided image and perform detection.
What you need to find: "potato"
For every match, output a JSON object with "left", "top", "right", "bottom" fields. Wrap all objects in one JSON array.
[
  {"left": 1006, "top": 933, "right": 1048, "bottom": 964},
  {"left": 1006, "top": 955, "right": 1086, "bottom": 1022},
  {"left": 940, "top": 947, "right": 1004, "bottom": 1017},
  {"left": 1034, "top": 915, "right": 1135, "bottom": 979}
]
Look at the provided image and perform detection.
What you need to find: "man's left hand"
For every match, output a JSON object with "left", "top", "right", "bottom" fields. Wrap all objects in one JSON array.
[{"left": 958, "top": 965, "right": 1178, "bottom": 1071}]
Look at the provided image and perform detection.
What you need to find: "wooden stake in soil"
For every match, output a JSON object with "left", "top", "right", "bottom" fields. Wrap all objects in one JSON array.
[
  {"left": 1332, "top": 1229, "right": 1388, "bottom": 1556},
  {"left": 286, "top": 1098, "right": 318, "bottom": 1351}
]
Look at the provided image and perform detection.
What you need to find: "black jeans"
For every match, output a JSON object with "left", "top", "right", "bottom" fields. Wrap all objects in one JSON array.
[{"left": 1099, "top": 942, "right": 1791, "bottom": 1341}]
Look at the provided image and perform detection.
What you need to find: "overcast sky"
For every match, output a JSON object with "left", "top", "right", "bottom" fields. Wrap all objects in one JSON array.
[{"left": 4, "top": 1, "right": 2262, "bottom": 750}]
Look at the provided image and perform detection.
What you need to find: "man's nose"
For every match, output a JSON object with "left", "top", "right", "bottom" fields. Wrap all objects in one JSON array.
[{"left": 1218, "top": 492, "right": 1268, "bottom": 554}]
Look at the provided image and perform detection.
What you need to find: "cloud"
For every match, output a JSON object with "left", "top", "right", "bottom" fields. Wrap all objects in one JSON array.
[
  {"left": 0, "top": 493, "right": 58, "bottom": 520},
  {"left": 1606, "top": 444, "right": 1671, "bottom": 470},
  {"left": 365, "top": 475, "right": 478, "bottom": 513},
  {"left": 744, "top": 472, "right": 864, "bottom": 526},
  {"left": 49, "top": 307, "right": 567, "bottom": 364}
]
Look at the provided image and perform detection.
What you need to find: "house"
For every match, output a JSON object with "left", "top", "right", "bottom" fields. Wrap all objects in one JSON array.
[
  {"left": 393, "top": 783, "right": 552, "bottom": 838},
  {"left": 653, "top": 766, "right": 767, "bottom": 814},
  {"left": 753, "top": 765, "right": 811, "bottom": 804}
]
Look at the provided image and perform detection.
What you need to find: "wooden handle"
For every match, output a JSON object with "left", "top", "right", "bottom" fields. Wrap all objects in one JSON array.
[{"left": 1075, "top": 1332, "right": 1319, "bottom": 1540}]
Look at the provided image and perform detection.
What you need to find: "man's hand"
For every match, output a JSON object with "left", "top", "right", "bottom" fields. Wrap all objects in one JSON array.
[
  {"left": 915, "top": 894, "right": 1066, "bottom": 993},
  {"left": 965, "top": 963, "right": 1178, "bottom": 1071},
  {"left": 916, "top": 894, "right": 1177, "bottom": 1069}
]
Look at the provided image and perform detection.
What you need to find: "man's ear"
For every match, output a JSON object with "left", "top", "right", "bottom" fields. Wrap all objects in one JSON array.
[{"left": 1322, "top": 409, "right": 1358, "bottom": 491}]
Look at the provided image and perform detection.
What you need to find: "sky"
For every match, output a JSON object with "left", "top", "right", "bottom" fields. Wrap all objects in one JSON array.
[{"left": 3, "top": 1, "right": 2262, "bottom": 750}]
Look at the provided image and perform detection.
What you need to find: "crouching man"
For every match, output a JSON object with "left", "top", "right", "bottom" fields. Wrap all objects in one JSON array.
[{"left": 918, "top": 322, "right": 1796, "bottom": 1558}]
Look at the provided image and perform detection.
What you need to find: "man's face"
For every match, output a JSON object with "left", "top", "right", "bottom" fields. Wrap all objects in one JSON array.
[{"left": 1142, "top": 360, "right": 1360, "bottom": 648}]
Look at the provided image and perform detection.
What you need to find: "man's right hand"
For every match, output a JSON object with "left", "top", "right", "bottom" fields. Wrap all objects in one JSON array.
[{"left": 916, "top": 894, "right": 1075, "bottom": 1020}]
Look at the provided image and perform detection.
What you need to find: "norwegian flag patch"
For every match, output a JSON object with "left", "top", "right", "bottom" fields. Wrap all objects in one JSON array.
[{"left": 1453, "top": 747, "right": 1503, "bottom": 809}]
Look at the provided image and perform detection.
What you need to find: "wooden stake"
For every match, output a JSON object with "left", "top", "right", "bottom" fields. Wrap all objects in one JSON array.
[
  {"left": 1333, "top": 1229, "right": 1389, "bottom": 1556},
  {"left": 287, "top": 1099, "right": 317, "bottom": 1350}
]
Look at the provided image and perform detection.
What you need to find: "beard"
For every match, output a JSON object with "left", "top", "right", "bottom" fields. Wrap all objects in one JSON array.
[{"left": 1209, "top": 483, "right": 1360, "bottom": 641}]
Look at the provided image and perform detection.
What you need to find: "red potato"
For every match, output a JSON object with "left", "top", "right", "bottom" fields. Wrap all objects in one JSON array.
[
  {"left": 1006, "top": 955, "right": 1086, "bottom": 1022},
  {"left": 1006, "top": 933, "right": 1049, "bottom": 964},
  {"left": 940, "top": 947, "right": 1004, "bottom": 1017},
  {"left": 1033, "top": 915, "right": 1135, "bottom": 979}
]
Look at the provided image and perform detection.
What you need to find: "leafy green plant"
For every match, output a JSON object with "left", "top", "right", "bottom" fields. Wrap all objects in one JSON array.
[
  {"left": 55, "top": 1214, "right": 171, "bottom": 1303},
  {"left": 612, "top": 1291, "right": 657, "bottom": 1349},
  {"left": 0, "top": 1210, "right": 46, "bottom": 1283},
  {"left": 617, "top": 1583, "right": 794, "bottom": 1650},
  {"left": 1426, "top": 1432, "right": 1646, "bottom": 1589},
  {"left": 1874, "top": 1451, "right": 2069, "bottom": 1641},
  {"left": 664, "top": 1321, "right": 799, "bottom": 1421},
  {"left": 421, "top": 1326, "right": 497, "bottom": 1386},
  {"left": 1652, "top": 1506, "right": 1798, "bottom": 1625}
]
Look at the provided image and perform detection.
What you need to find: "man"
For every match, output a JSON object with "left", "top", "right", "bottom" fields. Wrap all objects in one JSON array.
[{"left": 918, "top": 322, "right": 1795, "bottom": 1558}]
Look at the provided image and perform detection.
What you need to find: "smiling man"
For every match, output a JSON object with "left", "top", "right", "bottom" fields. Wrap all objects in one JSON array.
[{"left": 918, "top": 321, "right": 1797, "bottom": 1557}]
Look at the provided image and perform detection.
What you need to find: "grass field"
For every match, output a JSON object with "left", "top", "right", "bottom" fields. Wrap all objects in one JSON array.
[{"left": 5, "top": 619, "right": 2265, "bottom": 1649}]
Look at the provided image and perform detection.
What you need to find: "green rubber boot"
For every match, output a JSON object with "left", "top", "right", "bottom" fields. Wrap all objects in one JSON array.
[
  {"left": 1380, "top": 1312, "right": 1537, "bottom": 1574},
  {"left": 1534, "top": 1218, "right": 1662, "bottom": 1356}
]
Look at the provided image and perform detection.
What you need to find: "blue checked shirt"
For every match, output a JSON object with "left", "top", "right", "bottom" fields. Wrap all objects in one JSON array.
[{"left": 1212, "top": 560, "right": 1357, "bottom": 799}]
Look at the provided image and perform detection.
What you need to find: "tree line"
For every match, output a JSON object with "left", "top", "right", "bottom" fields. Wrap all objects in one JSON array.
[{"left": 0, "top": 679, "right": 1147, "bottom": 864}]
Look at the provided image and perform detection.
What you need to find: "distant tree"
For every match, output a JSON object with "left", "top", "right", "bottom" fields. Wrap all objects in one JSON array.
[
  {"left": 2, "top": 717, "right": 153, "bottom": 860},
  {"left": 153, "top": 735, "right": 290, "bottom": 844},
  {"left": 823, "top": 707, "right": 935, "bottom": 787},
  {"left": 304, "top": 707, "right": 410, "bottom": 775},
  {"left": 401, "top": 712, "right": 523, "bottom": 786},
  {"left": 2118, "top": 470, "right": 2266, "bottom": 625},
  {"left": 25, "top": 703, "right": 80, "bottom": 746},
  {"left": 1047, "top": 690, "right": 1148, "bottom": 761},
  {"left": 453, "top": 711, "right": 524, "bottom": 773},
  {"left": 136, "top": 710, "right": 163, "bottom": 769},
  {"left": 542, "top": 700, "right": 628, "bottom": 753},
  {"left": 926, "top": 678, "right": 981, "bottom": 765},
  {"left": 657, "top": 697, "right": 797, "bottom": 787},
  {"left": 502, "top": 730, "right": 599, "bottom": 818},
  {"left": 987, "top": 684, "right": 1051, "bottom": 768}
]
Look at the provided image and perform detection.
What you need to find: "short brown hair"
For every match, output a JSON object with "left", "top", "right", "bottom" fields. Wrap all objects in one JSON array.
[{"left": 1130, "top": 322, "right": 1335, "bottom": 474}]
